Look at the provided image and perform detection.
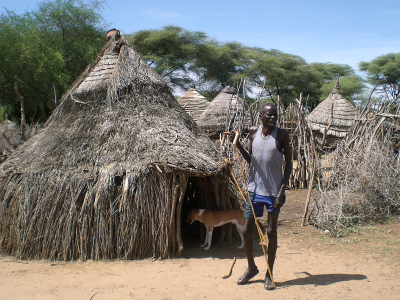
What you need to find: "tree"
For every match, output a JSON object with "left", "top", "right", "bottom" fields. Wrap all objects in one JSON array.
[
  {"left": 126, "top": 26, "right": 209, "bottom": 90},
  {"left": 359, "top": 53, "right": 400, "bottom": 100},
  {"left": 245, "top": 48, "right": 323, "bottom": 107},
  {"left": 0, "top": 0, "right": 106, "bottom": 123},
  {"left": 319, "top": 76, "right": 364, "bottom": 103},
  {"left": 310, "top": 63, "right": 365, "bottom": 102},
  {"left": 192, "top": 41, "right": 250, "bottom": 92}
]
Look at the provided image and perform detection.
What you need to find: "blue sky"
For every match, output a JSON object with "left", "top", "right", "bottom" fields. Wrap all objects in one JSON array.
[{"left": 3, "top": 0, "right": 400, "bottom": 75}]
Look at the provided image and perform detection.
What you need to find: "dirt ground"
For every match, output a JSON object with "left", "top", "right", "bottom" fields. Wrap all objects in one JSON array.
[{"left": 1, "top": 189, "right": 399, "bottom": 300}]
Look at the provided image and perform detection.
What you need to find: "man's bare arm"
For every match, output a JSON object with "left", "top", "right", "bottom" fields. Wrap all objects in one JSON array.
[{"left": 229, "top": 127, "right": 257, "bottom": 164}]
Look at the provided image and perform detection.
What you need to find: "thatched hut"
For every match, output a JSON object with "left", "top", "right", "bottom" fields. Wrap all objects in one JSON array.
[
  {"left": 0, "top": 34, "right": 232, "bottom": 260},
  {"left": 176, "top": 86, "right": 210, "bottom": 122},
  {"left": 306, "top": 80, "right": 358, "bottom": 147},
  {"left": 197, "top": 86, "right": 251, "bottom": 138}
]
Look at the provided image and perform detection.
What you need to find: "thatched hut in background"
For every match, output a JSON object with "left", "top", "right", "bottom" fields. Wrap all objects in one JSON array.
[
  {"left": 197, "top": 86, "right": 251, "bottom": 138},
  {"left": 0, "top": 34, "right": 233, "bottom": 261},
  {"left": 176, "top": 86, "right": 210, "bottom": 122},
  {"left": 306, "top": 80, "right": 358, "bottom": 148}
]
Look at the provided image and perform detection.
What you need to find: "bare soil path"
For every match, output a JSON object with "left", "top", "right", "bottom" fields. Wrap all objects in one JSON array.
[{"left": 1, "top": 189, "right": 399, "bottom": 300}]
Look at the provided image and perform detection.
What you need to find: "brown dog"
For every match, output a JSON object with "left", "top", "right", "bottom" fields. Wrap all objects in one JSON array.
[{"left": 186, "top": 209, "right": 245, "bottom": 250}]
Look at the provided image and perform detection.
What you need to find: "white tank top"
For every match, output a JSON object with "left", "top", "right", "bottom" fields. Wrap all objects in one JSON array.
[{"left": 247, "top": 126, "right": 283, "bottom": 196}]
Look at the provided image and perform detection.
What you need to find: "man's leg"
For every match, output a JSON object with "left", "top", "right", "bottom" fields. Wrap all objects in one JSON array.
[
  {"left": 237, "top": 217, "right": 258, "bottom": 284},
  {"left": 243, "top": 217, "right": 256, "bottom": 270},
  {"left": 265, "top": 212, "right": 278, "bottom": 289}
]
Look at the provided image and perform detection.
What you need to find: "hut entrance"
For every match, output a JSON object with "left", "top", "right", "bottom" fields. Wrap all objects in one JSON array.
[{"left": 179, "top": 172, "right": 237, "bottom": 250}]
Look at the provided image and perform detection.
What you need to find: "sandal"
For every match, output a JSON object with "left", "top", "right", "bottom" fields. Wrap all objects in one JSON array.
[
  {"left": 237, "top": 268, "right": 259, "bottom": 285},
  {"left": 264, "top": 276, "right": 275, "bottom": 290}
]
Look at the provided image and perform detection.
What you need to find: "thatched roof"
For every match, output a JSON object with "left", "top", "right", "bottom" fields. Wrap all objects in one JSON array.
[
  {"left": 0, "top": 35, "right": 226, "bottom": 260},
  {"left": 176, "top": 87, "right": 209, "bottom": 122},
  {"left": 306, "top": 80, "right": 358, "bottom": 137},
  {"left": 0, "top": 121, "right": 22, "bottom": 162},
  {"left": 197, "top": 86, "right": 251, "bottom": 137}
]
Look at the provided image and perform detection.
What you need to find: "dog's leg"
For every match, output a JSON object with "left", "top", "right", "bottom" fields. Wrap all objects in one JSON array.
[
  {"left": 236, "top": 225, "right": 244, "bottom": 249},
  {"left": 202, "top": 229, "right": 213, "bottom": 250},
  {"left": 200, "top": 234, "right": 208, "bottom": 248}
]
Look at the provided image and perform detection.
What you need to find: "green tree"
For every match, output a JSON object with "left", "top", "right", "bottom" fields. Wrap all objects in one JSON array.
[
  {"left": 319, "top": 76, "right": 364, "bottom": 103},
  {"left": 0, "top": 0, "right": 106, "bottom": 123},
  {"left": 126, "top": 26, "right": 209, "bottom": 90},
  {"left": 245, "top": 48, "right": 322, "bottom": 108},
  {"left": 310, "top": 63, "right": 365, "bottom": 102},
  {"left": 193, "top": 41, "right": 250, "bottom": 91},
  {"left": 359, "top": 53, "right": 400, "bottom": 100}
]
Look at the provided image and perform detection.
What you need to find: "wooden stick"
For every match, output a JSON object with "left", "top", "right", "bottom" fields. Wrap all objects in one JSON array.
[
  {"left": 222, "top": 249, "right": 238, "bottom": 279},
  {"left": 233, "top": 131, "right": 240, "bottom": 145},
  {"left": 301, "top": 160, "right": 315, "bottom": 227},
  {"left": 227, "top": 165, "right": 247, "bottom": 210},
  {"left": 176, "top": 173, "right": 188, "bottom": 257},
  {"left": 14, "top": 82, "right": 26, "bottom": 141},
  {"left": 221, "top": 132, "right": 231, "bottom": 146}
]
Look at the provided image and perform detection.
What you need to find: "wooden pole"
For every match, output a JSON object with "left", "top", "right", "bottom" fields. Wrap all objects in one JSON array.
[
  {"left": 14, "top": 82, "right": 26, "bottom": 141},
  {"left": 301, "top": 160, "right": 315, "bottom": 227},
  {"left": 176, "top": 173, "right": 188, "bottom": 257}
]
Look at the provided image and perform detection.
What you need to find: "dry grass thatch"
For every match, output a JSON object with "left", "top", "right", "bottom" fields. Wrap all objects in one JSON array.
[
  {"left": 0, "top": 121, "right": 41, "bottom": 163},
  {"left": 177, "top": 88, "right": 210, "bottom": 122},
  {"left": 197, "top": 86, "right": 251, "bottom": 138},
  {"left": 0, "top": 35, "right": 229, "bottom": 260},
  {"left": 0, "top": 121, "right": 22, "bottom": 162},
  {"left": 309, "top": 106, "right": 400, "bottom": 230},
  {"left": 306, "top": 80, "right": 358, "bottom": 147}
]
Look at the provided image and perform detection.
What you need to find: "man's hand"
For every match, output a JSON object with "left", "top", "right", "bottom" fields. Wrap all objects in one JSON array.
[{"left": 274, "top": 185, "right": 286, "bottom": 209}]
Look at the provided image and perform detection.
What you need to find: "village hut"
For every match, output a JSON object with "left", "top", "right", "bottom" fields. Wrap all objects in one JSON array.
[
  {"left": 176, "top": 85, "right": 210, "bottom": 122},
  {"left": 197, "top": 86, "right": 251, "bottom": 139},
  {"left": 306, "top": 79, "right": 358, "bottom": 147},
  {"left": 0, "top": 33, "right": 233, "bottom": 261}
]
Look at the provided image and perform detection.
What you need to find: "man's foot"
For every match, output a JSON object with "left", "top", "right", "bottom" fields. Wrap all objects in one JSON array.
[
  {"left": 264, "top": 275, "right": 275, "bottom": 290},
  {"left": 237, "top": 268, "right": 259, "bottom": 285}
]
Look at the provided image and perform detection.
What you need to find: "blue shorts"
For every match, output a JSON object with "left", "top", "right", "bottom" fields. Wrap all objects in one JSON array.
[{"left": 244, "top": 192, "right": 280, "bottom": 218}]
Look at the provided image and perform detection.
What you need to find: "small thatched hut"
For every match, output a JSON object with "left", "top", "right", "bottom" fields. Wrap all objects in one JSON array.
[
  {"left": 176, "top": 86, "right": 210, "bottom": 122},
  {"left": 306, "top": 80, "right": 358, "bottom": 147},
  {"left": 197, "top": 86, "right": 251, "bottom": 138},
  {"left": 0, "top": 34, "right": 232, "bottom": 260}
]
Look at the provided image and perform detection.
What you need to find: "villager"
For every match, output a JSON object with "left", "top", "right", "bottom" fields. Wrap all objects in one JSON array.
[{"left": 230, "top": 103, "right": 292, "bottom": 290}]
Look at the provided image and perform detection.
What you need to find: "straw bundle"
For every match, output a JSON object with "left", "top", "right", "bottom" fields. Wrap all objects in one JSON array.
[{"left": 0, "top": 35, "right": 227, "bottom": 260}]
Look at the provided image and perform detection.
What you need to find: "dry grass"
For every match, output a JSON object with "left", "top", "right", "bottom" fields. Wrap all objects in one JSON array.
[{"left": 310, "top": 108, "right": 400, "bottom": 231}]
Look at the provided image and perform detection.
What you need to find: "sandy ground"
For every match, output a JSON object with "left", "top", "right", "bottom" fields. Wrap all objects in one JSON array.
[{"left": 1, "top": 189, "right": 399, "bottom": 300}]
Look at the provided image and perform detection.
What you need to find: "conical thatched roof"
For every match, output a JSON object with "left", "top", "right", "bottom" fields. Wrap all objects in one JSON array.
[
  {"left": 197, "top": 86, "right": 250, "bottom": 137},
  {"left": 0, "top": 35, "right": 226, "bottom": 260},
  {"left": 176, "top": 87, "right": 209, "bottom": 122},
  {"left": 306, "top": 80, "right": 358, "bottom": 137}
]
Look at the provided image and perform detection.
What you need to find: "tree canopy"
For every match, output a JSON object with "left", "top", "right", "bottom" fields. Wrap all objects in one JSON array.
[
  {"left": 0, "top": 0, "right": 106, "bottom": 123},
  {"left": 1, "top": 1, "right": 370, "bottom": 124},
  {"left": 359, "top": 53, "right": 400, "bottom": 100}
]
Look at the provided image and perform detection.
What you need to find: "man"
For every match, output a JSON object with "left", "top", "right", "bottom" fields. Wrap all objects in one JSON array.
[{"left": 230, "top": 103, "right": 292, "bottom": 290}]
